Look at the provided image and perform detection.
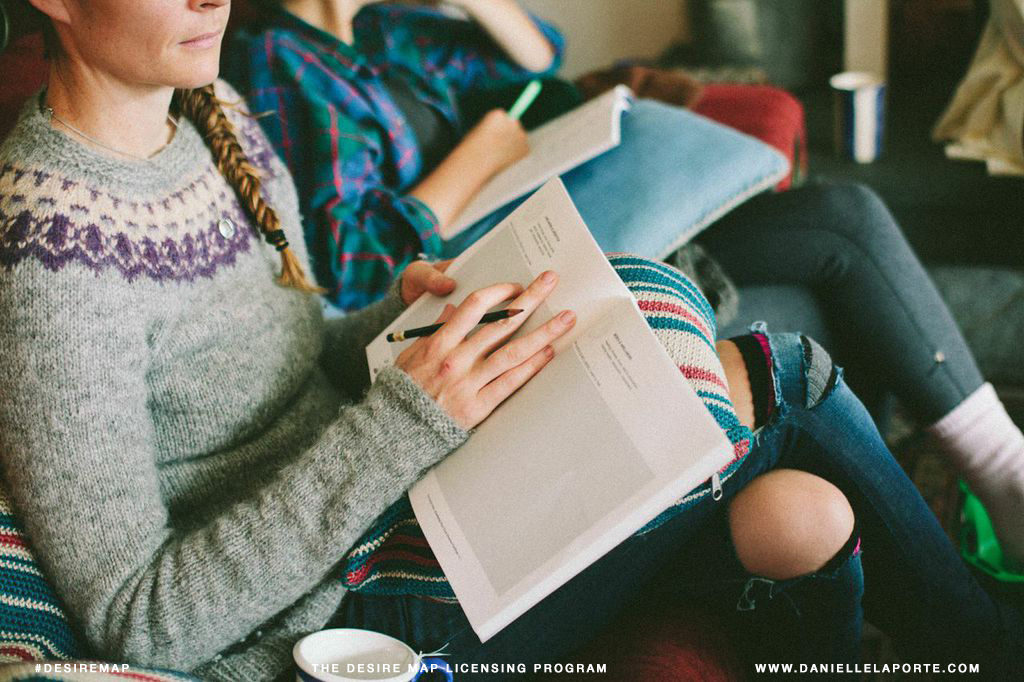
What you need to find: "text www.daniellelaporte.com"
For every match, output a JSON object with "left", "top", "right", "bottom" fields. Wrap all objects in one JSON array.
[{"left": 755, "top": 662, "right": 980, "bottom": 675}]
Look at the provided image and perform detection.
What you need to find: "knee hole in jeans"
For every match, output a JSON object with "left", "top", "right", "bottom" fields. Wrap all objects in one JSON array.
[{"left": 728, "top": 469, "right": 855, "bottom": 581}]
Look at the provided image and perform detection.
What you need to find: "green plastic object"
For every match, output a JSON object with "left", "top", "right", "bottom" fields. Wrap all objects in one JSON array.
[{"left": 959, "top": 480, "right": 1024, "bottom": 582}]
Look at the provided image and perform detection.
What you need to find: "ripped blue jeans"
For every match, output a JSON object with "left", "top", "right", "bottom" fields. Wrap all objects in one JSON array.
[{"left": 333, "top": 332, "right": 1023, "bottom": 679}]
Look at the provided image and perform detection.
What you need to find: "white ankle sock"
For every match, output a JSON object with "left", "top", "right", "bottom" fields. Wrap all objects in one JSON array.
[{"left": 928, "top": 383, "right": 1024, "bottom": 563}]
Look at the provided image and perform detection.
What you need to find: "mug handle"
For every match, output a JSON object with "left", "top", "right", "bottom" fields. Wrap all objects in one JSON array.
[{"left": 413, "top": 656, "right": 453, "bottom": 682}]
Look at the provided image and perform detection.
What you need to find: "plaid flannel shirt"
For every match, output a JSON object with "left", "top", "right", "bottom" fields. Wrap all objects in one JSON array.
[{"left": 224, "top": 3, "right": 564, "bottom": 310}]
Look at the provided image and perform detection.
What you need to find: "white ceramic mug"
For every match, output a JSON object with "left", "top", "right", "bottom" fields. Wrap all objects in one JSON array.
[
  {"left": 830, "top": 71, "right": 887, "bottom": 163},
  {"left": 293, "top": 628, "right": 453, "bottom": 682}
]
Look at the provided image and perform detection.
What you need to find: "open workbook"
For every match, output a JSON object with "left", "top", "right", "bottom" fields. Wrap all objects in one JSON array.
[
  {"left": 366, "top": 179, "right": 733, "bottom": 642},
  {"left": 443, "top": 85, "right": 633, "bottom": 239}
]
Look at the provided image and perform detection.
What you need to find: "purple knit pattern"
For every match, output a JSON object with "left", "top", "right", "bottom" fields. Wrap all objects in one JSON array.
[
  {"left": 0, "top": 166, "right": 254, "bottom": 280},
  {"left": 0, "top": 134, "right": 286, "bottom": 283},
  {"left": 0, "top": 96, "right": 287, "bottom": 283}
]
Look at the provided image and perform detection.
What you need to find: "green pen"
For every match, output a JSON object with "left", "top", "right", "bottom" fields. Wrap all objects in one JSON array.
[{"left": 507, "top": 79, "right": 543, "bottom": 121}]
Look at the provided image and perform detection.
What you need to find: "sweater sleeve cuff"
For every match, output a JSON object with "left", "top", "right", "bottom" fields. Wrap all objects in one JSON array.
[
  {"left": 381, "top": 276, "right": 409, "bottom": 316},
  {"left": 360, "top": 364, "right": 470, "bottom": 472}
]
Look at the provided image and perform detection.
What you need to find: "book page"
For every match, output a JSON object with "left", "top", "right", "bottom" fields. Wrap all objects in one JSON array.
[
  {"left": 412, "top": 298, "right": 732, "bottom": 640},
  {"left": 367, "top": 178, "right": 625, "bottom": 378},
  {"left": 443, "top": 85, "right": 633, "bottom": 239},
  {"left": 365, "top": 179, "right": 733, "bottom": 641}
]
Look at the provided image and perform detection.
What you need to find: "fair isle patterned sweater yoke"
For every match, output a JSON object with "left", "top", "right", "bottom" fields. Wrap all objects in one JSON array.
[
  {"left": 0, "top": 90, "right": 286, "bottom": 282},
  {"left": 0, "top": 80, "right": 469, "bottom": 682}
]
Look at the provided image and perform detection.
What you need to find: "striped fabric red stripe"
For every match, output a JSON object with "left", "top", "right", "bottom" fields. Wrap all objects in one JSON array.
[
  {"left": 678, "top": 365, "right": 729, "bottom": 390},
  {"left": 636, "top": 299, "right": 714, "bottom": 340},
  {"left": 0, "top": 645, "right": 36, "bottom": 660},
  {"left": 0, "top": 533, "right": 27, "bottom": 548}
]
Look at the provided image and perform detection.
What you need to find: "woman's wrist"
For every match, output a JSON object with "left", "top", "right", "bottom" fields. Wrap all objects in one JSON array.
[
  {"left": 409, "top": 137, "right": 506, "bottom": 229},
  {"left": 447, "top": 0, "right": 497, "bottom": 13},
  {"left": 447, "top": 0, "right": 555, "bottom": 73}
]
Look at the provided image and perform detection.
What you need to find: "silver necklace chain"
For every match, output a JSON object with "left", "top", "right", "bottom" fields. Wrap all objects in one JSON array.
[{"left": 43, "top": 103, "right": 179, "bottom": 163}]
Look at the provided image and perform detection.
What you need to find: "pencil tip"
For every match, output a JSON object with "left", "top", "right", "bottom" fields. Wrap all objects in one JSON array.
[{"left": 508, "top": 308, "right": 524, "bottom": 315}]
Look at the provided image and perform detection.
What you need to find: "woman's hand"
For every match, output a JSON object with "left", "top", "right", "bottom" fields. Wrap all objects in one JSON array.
[
  {"left": 400, "top": 259, "right": 456, "bottom": 305},
  {"left": 396, "top": 270, "right": 575, "bottom": 430}
]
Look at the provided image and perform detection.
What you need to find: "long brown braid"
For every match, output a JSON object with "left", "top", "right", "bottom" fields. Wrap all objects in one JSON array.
[{"left": 176, "top": 85, "right": 325, "bottom": 295}]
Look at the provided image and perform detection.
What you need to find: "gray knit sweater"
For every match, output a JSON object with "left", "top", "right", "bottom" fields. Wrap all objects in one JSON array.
[{"left": 0, "top": 81, "right": 468, "bottom": 681}]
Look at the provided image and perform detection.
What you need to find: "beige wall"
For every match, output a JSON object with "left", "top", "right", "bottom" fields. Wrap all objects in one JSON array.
[
  {"left": 844, "top": 0, "right": 889, "bottom": 76},
  {"left": 521, "top": 0, "right": 690, "bottom": 78},
  {"left": 524, "top": 0, "right": 891, "bottom": 81}
]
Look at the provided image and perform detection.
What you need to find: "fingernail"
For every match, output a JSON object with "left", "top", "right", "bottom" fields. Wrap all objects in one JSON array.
[
  {"left": 542, "top": 271, "right": 557, "bottom": 284},
  {"left": 558, "top": 310, "right": 575, "bottom": 324}
]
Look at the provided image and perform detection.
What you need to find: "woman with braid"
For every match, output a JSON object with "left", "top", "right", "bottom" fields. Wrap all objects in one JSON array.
[
  {"left": 180, "top": 86, "right": 323, "bottom": 294},
  {"left": 2, "top": 2, "right": 1023, "bottom": 680}
]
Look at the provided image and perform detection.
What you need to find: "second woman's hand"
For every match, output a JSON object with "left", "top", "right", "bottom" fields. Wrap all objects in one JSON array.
[
  {"left": 400, "top": 259, "right": 456, "bottom": 305},
  {"left": 395, "top": 270, "right": 575, "bottom": 430}
]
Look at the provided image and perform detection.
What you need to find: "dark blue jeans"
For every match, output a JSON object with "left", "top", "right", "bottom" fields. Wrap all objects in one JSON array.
[
  {"left": 332, "top": 333, "right": 1022, "bottom": 679},
  {"left": 704, "top": 182, "right": 985, "bottom": 424}
]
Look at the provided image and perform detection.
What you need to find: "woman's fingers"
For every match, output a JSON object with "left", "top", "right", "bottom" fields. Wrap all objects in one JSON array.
[
  {"left": 460, "top": 270, "right": 559, "bottom": 358},
  {"left": 478, "top": 344, "right": 557, "bottom": 409},
  {"left": 396, "top": 303, "right": 455, "bottom": 367},
  {"left": 392, "top": 275, "right": 568, "bottom": 430},
  {"left": 431, "top": 281, "right": 524, "bottom": 353},
  {"left": 424, "top": 266, "right": 456, "bottom": 296},
  {"left": 401, "top": 260, "right": 456, "bottom": 304},
  {"left": 476, "top": 309, "right": 575, "bottom": 384}
]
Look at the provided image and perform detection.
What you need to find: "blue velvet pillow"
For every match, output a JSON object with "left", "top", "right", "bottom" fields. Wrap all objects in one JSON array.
[
  {"left": 564, "top": 98, "right": 791, "bottom": 259},
  {"left": 441, "top": 98, "right": 790, "bottom": 261}
]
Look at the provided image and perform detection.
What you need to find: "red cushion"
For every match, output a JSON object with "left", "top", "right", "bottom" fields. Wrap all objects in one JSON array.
[
  {"left": 0, "top": 33, "right": 47, "bottom": 140},
  {"left": 694, "top": 84, "right": 807, "bottom": 190}
]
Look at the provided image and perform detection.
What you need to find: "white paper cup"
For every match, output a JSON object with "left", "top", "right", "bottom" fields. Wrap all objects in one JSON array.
[
  {"left": 830, "top": 71, "right": 886, "bottom": 163},
  {"left": 293, "top": 628, "right": 452, "bottom": 682}
]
